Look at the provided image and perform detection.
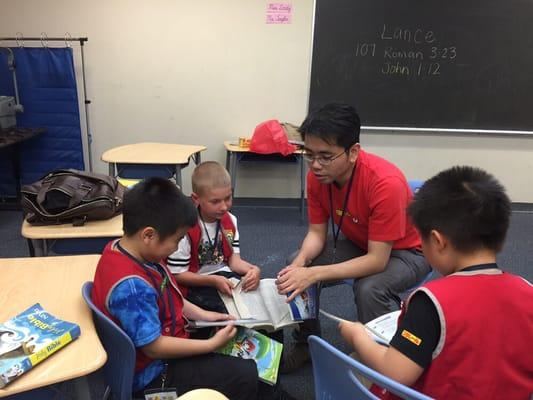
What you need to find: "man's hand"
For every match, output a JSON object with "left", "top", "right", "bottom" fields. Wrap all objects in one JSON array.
[
  {"left": 242, "top": 265, "right": 261, "bottom": 292},
  {"left": 211, "top": 275, "right": 234, "bottom": 296},
  {"left": 278, "top": 260, "right": 305, "bottom": 277},
  {"left": 208, "top": 324, "right": 237, "bottom": 350},
  {"left": 276, "top": 265, "right": 315, "bottom": 302}
]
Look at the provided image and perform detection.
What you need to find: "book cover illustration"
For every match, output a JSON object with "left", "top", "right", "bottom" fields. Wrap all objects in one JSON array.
[
  {"left": 0, "top": 303, "right": 81, "bottom": 388},
  {"left": 217, "top": 328, "right": 283, "bottom": 385},
  {"left": 288, "top": 284, "right": 318, "bottom": 321}
]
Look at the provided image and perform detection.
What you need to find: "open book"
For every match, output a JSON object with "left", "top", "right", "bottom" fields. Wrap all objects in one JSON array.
[
  {"left": 217, "top": 328, "right": 283, "bottom": 385},
  {"left": 319, "top": 309, "right": 400, "bottom": 345},
  {"left": 217, "top": 278, "right": 317, "bottom": 331}
]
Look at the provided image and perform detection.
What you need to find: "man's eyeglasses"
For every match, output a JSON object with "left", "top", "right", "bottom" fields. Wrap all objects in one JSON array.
[{"left": 303, "top": 150, "right": 346, "bottom": 166}]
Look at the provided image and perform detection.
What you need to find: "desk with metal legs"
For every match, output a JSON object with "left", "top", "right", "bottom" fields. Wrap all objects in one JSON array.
[
  {"left": 224, "top": 141, "right": 306, "bottom": 219},
  {"left": 21, "top": 214, "right": 123, "bottom": 256},
  {"left": 101, "top": 142, "right": 206, "bottom": 187}
]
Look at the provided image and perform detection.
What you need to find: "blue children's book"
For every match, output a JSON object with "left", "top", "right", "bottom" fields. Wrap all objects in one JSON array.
[
  {"left": 0, "top": 303, "right": 81, "bottom": 388},
  {"left": 217, "top": 328, "right": 283, "bottom": 385},
  {"left": 288, "top": 283, "right": 317, "bottom": 321}
]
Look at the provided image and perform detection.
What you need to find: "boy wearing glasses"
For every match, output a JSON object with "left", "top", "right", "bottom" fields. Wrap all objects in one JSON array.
[{"left": 276, "top": 102, "right": 430, "bottom": 372}]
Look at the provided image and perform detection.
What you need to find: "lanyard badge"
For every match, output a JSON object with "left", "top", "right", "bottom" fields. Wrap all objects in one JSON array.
[{"left": 328, "top": 165, "right": 356, "bottom": 264}]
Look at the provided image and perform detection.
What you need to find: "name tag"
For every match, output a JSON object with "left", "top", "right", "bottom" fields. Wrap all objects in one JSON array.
[{"left": 144, "top": 388, "right": 178, "bottom": 400}]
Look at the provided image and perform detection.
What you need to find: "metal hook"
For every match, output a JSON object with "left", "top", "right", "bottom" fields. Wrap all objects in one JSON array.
[
  {"left": 15, "top": 32, "right": 24, "bottom": 48},
  {"left": 40, "top": 32, "right": 49, "bottom": 48},
  {"left": 64, "top": 32, "right": 72, "bottom": 48}
]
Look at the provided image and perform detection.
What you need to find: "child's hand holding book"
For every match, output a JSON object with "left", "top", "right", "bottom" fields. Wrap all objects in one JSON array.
[
  {"left": 210, "top": 275, "right": 235, "bottom": 296},
  {"left": 208, "top": 324, "right": 237, "bottom": 350},
  {"left": 241, "top": 265, "right": 261, "bottom": 292}
]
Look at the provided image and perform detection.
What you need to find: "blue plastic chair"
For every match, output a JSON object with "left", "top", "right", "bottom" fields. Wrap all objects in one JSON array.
[
  {"left": 308, "top": 335, "right": 433, "bottom": 400},
  {"left": 82, "top": 282, "right": 136, "bottom": 400},
  {"left": 408, "top": 179, "right": 424, "bottom": 195}
]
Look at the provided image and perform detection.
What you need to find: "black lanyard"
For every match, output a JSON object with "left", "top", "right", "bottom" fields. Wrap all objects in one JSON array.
[
  {"left": 199, "top": 212, "right": 221, "bottom": 251},
  {"left": 328, "top": 165, "right": 356, "bottom": 262},
  {"left": 115, "top": 241, "right": 177, "bottom": 336}
]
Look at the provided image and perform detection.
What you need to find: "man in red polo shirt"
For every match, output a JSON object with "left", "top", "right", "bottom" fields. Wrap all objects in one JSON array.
[{"left": 276, "top": 102, "right": 431, "bottom": 372}]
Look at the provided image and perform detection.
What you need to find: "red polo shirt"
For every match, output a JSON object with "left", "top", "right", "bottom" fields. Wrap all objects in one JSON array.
[{"left": 307, "top": 149, "right": 421, "bottom": 251}]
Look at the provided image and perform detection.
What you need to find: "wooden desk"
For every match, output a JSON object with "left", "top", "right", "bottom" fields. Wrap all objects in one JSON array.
[
  {"left": 101, "top": 142, "right": 207, "bottom": 187},
  {"left": 21, "top": 214, "right": 123, "bottom": 256},
  {"left": 0, "top": 255, "right": 106, "bottom": 398},
  {"left": 224, "top": 141, "right": 306, "bottom": 219}
]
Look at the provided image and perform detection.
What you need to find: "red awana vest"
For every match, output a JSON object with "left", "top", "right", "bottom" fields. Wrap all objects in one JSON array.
[
  {"left": 92, "top": 241, "right": 189, "bottom": 373},
  {"left": 376, "top": 270, "right": 533, "bottom": 400},
  {"left": 187, "top": 213, "right": 236, "bottom": 273}
]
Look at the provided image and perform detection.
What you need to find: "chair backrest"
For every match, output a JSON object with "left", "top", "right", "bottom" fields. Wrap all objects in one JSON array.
[
  {"left": 308, "top": 335, "right": 433, "bottom": 400},
  {"left": 82, "top": 281, "right": 136, "bottom": 400},
  {"left": 408, "top": 179, "right": 424, "bottom": 195}
]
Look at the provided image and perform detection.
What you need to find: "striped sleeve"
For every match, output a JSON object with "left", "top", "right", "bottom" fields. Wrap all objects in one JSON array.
[
  {"left": 167, "top": 235, "right": 192, "bottom": 273},
  {"left": 229, "top": 212, "right": 240, "bottom": 254}
]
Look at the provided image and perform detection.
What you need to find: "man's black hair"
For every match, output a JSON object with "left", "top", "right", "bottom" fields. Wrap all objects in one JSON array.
[
  {"left": 123, "top": 177, "right": 197, "bottom": 240},
  {"left": 408, "top": 166, "right": 511, "bottom": 253},
  {"left": 298, "top": 102, "right": 361, "bottom": 150}
]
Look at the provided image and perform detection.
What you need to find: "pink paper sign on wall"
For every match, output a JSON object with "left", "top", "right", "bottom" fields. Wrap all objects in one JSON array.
[{"left": 266, "top": 3, "right": 292, "bottom": 24}]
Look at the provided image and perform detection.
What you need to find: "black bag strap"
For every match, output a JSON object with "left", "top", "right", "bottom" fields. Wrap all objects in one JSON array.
[{"left": 49, "top": 169, "right": 118, "bottom": 189}]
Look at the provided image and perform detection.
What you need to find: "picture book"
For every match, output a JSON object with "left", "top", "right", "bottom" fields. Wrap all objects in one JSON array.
[
  {"left": 217, "top": 328, "right": 283, "bottom": 385},
  {"left": 218, "top": 278, "right": 317, "bottom": 331},
  {"left": 319, "top": 309, "right": 400, "bottom": 345},
  {"left": 0, "top": 303, "right": 81, "bottom": 388}
]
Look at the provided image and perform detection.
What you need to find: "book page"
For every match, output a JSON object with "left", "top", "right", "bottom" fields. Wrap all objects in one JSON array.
[
  {"left": 257, "top": 279, "right": 292, "bottom": 327},
  {"left": 219, "top": 292, "right": 240, "bottom": 318},
  {"left": 364, "top": 310, "right": 400, "bottom": 344},
  {"left": 232, "top": 281, "right": 271, "bottom": 322}
]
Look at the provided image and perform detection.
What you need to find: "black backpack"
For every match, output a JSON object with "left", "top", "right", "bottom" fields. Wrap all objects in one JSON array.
[{"left": 21, "top": 169, "right": 126, "bottom": 226}]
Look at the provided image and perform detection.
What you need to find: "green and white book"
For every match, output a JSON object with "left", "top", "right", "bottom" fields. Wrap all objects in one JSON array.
[{"left": 217, "top": 327, "right": 283, "bottom": 385}]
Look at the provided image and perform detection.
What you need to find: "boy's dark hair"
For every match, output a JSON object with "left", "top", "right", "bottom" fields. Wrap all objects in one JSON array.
[
  {"left": 408, "top": 166, "right": 511, "bottom": 253},
  {"left": 123, "top": 177, "right": 197, "bottom": 240},
  {"left": 298, "top": 102, "right": 361, "bottom": 150}
]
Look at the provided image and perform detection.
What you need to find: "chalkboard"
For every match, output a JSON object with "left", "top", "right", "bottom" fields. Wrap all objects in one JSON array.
[{"left": 309, "top": 0, "right": 533, "bottom": 132}]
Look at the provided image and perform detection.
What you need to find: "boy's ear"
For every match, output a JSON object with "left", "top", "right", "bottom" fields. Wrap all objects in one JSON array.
[
  {"left": 190, "top": 192, "right": 200, "bottom": 206},
  {"left": 140, "top": 227, "right": 157, "bottom": 243},
  {"left": 430, "top": 229, "right": 448, "bottom": 252}
]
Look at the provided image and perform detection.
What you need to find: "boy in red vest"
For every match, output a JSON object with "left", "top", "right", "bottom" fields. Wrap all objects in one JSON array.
[
  {"left": 92, "top": 177, "right": 259, "bottom": 399},
  {"left": 168, "top": 161, "right": 261, "bottom": 313},
  {"left": 339, "top": 166, "right": 533, "bottom": 399}
]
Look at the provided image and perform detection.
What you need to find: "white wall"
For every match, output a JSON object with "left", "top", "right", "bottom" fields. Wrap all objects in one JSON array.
[{"left": 1, "top": 0, "right": 533, "bottom": 201}]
